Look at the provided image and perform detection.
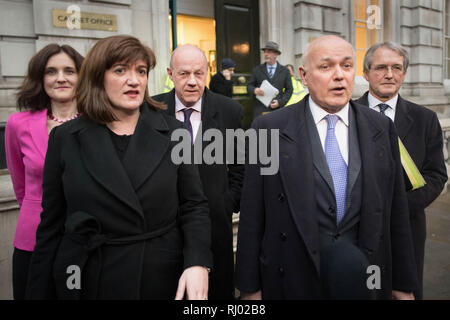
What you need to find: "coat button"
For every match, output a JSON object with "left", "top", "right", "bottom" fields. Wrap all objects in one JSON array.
[
  {"left": 278, "top": 193, "right": 285, "bottom": 202},
  {"left": 333, "top": 233, "right": 340, "bottom": 241},
  {"left": 328, "top": 205, "right": 335, "bottom": 213},
  {"left": 280, "top": 232, "right": 287, "bottom": 241},
  {"left": 278, "top": 267, "right": 285, "bottom": 276}
]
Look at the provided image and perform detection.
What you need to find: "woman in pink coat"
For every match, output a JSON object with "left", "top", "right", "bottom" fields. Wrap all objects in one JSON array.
[{"left": 5, "top": 44, "right": 83, "bottom": 299}]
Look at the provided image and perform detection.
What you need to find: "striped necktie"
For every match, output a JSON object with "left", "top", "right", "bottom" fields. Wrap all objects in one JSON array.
[
  {"left": 268, "top": 66, "right": 275, "bottom": 78},
  {"left": 377, "top": 103, "right": 389, "bottom": 115}
]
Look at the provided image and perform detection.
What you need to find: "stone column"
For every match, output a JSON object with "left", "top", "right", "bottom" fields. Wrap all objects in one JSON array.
[
  {"left": 399, "top": 0, "right": 445, "bottom": 97},
  {"left": 258, "top": 0, "right": 295, "bottom": 66},
  {"left": 131, "top": 0, "right": 171, "bottom": 95}
]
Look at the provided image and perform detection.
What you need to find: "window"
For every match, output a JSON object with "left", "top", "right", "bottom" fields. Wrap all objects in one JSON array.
[
  {"left": 354, "top": 0, "right": 382, "bottom": 76},
  {"left": 169, "top": 14, "right": 217, "bottom": 82}
]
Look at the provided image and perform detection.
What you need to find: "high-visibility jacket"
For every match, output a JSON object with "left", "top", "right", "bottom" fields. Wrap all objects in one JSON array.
[
  {"left": 163, "top": 75, "right": 174, "bottom": 93},
  {"left": 285, "top": 76, "right": 307, "bottom": 106}
]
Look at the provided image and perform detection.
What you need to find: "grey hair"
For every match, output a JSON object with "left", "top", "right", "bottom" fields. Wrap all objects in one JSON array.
[{"left": 363, "top": 41, "right": 409, "bottom": 73}]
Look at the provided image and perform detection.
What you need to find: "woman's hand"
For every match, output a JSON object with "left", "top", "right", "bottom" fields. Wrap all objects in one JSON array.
[{"left": 175, "top": 266, "right": 209, "bottom": 300}]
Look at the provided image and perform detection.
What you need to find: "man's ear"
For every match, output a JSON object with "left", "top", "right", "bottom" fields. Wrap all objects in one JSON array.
[
  {"left": 363, "top": 70, "right": 369, "bottom": 82},
  {"left": 167, "top": 67, "right": 173, "bottom": 80},
  {"left": 299, "top": 66, "right": 307, "bottom": 86}
]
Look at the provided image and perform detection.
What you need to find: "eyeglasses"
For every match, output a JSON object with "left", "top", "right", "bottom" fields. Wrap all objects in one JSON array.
[{"left": 371, "top": 64, "right": 404, "bottom": 75}]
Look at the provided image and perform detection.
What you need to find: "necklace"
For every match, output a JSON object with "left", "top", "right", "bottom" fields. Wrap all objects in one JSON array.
[{"left": 48, "top": 113, "right": 81, "bottom": 123}]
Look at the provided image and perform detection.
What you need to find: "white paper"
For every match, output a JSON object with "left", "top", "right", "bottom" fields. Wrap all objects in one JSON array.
[{"left": 256, "top": 80, "right": 279, "bottom": 107}]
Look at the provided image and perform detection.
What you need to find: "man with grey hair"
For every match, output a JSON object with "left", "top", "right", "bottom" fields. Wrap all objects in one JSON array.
[
  {"left": 235, "top": 35, "right": 418, "bottom": 299},
  {"left": 355, "top": 41, "right": 447, "bottom": 300},
  {"left": 153, "top": 44, "right": 244, "bottom": 300}
]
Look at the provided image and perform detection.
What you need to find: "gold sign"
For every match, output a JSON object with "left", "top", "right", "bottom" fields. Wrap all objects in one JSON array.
[
  {"left": 52, "top": 9, "right": 118, "bottom": 32},
  {"left": 233, "top": 86, "right": 247, "bottom": 95}
]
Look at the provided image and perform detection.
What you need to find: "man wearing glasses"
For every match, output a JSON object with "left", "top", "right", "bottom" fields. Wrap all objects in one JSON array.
[{"left": 355, "top": 41, "right": 447, "bottom": 300}]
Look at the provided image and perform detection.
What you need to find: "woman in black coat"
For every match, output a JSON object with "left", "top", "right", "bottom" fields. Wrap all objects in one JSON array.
[{"left": 26, "top": 35, "right": 212, "bottom": 300}]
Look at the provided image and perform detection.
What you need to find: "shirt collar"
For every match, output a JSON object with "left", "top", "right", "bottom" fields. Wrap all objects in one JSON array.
[
  {"left": 175, "top": 94, "right": 202, "bottom": 113},
  {"left": 267, "top": 62, "right": 278, "bottom": 69},
  {"left": 309, "top": 96, "right": 349, "bottom": 127},
  {"left": 368, "top": 92, "right": 398, "bottom": 112}
]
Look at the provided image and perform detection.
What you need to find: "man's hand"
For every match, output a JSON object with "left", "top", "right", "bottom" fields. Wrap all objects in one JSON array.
[
  {"left": 392, "top": 290, "right": 415, "bottom": 300},
  {"left": 175, "top": 266, "right": 209, "bottom": 300},
  {"left": 254, "top": 88, "right": 264, "bottom": 96},
  {"left": 223, "top": 69, "right": 232, "bottom": 80},
  {"left": 270, "top": 100, "right": 279, "bottom": 109},
  {"left": 240, "top": 290, "right": 262, "bottom": 300}
]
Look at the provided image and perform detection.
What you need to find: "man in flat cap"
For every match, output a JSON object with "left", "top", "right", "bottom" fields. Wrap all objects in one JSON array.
[
  {"left": 210, "top": 58, "right": 236, "bottom": 98},
  {"left": 247, "top": 41, "right": 293, "bottom": 119}
]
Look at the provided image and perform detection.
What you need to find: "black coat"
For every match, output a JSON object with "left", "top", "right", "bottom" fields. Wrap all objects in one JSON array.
[
  {"left": 209, "top": 72, "right": 233, "bottom": 98},
  {"left": 355, "top": 92, "right": 448, "bottom": 299},
  {"left": 26, "top": 105, "right": 212, "bottom": 299},
  {"left": 153, "top": 88, "right": 244, "bottom": 299},
  {"left": 235, "top": 97, "right": 418, "bottom": 299},
  {"left": 247, "top": 63, "right": 293, "bottom": 118}
]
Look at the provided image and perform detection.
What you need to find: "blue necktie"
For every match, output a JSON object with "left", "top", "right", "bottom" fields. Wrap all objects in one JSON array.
[
  {"left": 324, "top": 115, "right": 348, "bottom": 225},
  {"left": 182, "top": 108, "right": 194, "bottom": 144},
  {"left": 377, "top": 103, "right": 389, "bottom": 115},
  {"left": 268, "top": 66, "right": 275, "bottom": 78}
]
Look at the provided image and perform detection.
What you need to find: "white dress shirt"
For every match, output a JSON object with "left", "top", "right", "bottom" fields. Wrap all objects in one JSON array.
[
  {"left": 175, "top": 95, "right": 202, "bottom": 140},
  {"left": 368, "top": 92, "right": 398, "bottom": 122},
  {"left": 309, "top": 96, "right": 349, "bottom": 165}
]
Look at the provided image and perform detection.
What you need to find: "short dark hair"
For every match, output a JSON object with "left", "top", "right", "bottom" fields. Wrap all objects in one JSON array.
[
  {"left": 16, "top": 44, "right": 84, "bottom": 111},
  {"left": 76, "top": 35, "right": 166, "bottom": 124}
]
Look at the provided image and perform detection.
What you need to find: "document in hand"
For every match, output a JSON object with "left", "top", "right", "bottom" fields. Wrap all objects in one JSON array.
[
  {"left": 398, "top": 138, "right": 426, "bottom": 190},
  {"left": 256, "top": 80, "right": 279, "bottom": 107}
]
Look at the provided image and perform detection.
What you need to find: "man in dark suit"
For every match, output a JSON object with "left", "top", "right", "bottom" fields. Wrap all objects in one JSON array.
[
  {"left": 235, "top": 35, "right": 418, "bottom": 299},
  {"left": 355, "top": 41, "right": 448, "bottom": 300},
  {"left": 247, "top": 41, "right": 293, "bottom": 119},
  {"left": 153, "top": 44, "right": 244, "bottom": 300}
]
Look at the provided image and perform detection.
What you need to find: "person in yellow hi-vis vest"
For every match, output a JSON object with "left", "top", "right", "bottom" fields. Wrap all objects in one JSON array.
[
  {"left": 163, "top": 74, "right": 174, "bottom": 92},
  {"left": 285, "top": 64, "right": 307, "bottom": 106}
]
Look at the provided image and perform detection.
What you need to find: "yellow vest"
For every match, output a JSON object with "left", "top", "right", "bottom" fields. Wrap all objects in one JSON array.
[
  {"left": 164, "top": 75, "right": 174, "bottom": 93},
  {"left": 285, "top": 76, "right": 307, "bottom": 106}
]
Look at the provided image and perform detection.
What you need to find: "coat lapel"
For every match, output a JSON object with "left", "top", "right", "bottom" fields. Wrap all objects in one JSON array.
[
  {"left": 200, "top": 89, "right": 218, "bottom": 133},
  {"left": 122, "top": 106, "right": 170, "bottom": 191},
  {"left": 394, "top": 95, "right": 413, "bottom": 140},
  {"left": 70, "top": 116, "right": 144, "bottom": 217},
  {"left": 278, "top": 99, "right": 320, "bottom": 275},
  {"left": 28, "top": 109, "right": 49, "bottom": 160},
  {"left": 352, "top": 102, "right": 386, "bottom": 256}
]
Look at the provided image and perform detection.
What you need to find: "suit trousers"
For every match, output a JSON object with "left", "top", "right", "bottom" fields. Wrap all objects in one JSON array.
[{"left": 410, "top": 211, "right": 426, "bottom": 300}]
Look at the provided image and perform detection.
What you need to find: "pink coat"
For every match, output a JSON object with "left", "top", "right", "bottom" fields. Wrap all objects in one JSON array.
[{"left": 5, "top": 109, "right": 49, "bottom": 251}]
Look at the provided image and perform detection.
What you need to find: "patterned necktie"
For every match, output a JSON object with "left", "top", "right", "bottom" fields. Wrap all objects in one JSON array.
[
  {"left": 377, "top": 103, "right": 389, "bottom": 115},
  {"left": 182, "top": 108, "right": 194, "bottom": 144},
  {"left": 324, "top": 115, "right": 348, "bottom": 225},
  {"left": 268, "top": 66, "right": 275, "bottom": 78}
]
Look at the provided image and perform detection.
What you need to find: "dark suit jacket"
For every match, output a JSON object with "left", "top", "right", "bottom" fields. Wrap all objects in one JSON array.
[
  {"left": 235, "top": 96, "right": 418, "bottom": 299},
  {"left": 26, "top": 105, "right": 212, "bottom": 299},
  {"left": 209, "top": 72, "right": 233, "bottom": 98},
  {"left": 247, "top": 63, "right": 293, "bottom": 118},
  {"left": 153, "top": 88, "right": 244, "bottom": 299},
  {"left": 355, "top": 92, "right": 447, "bottom": 299}
]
